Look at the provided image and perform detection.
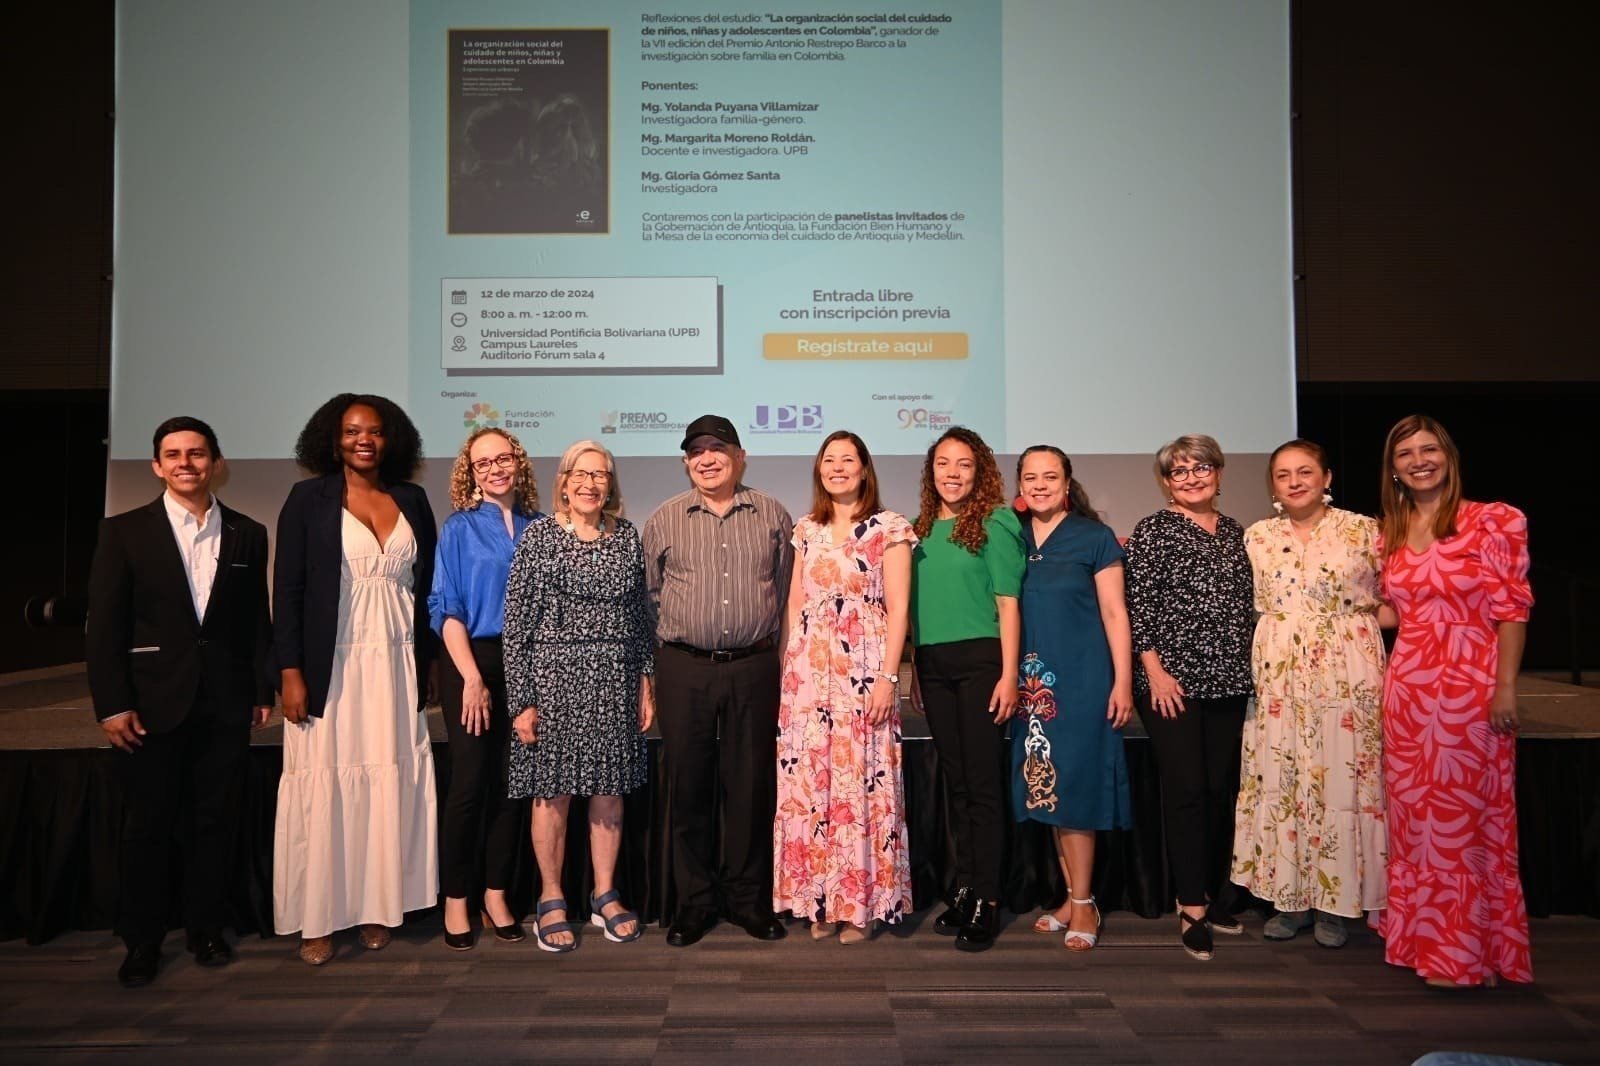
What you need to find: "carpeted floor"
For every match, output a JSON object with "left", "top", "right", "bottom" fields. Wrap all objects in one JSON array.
[{"left": 2, "top": 910, "right": 1596, "bottom": 1064}]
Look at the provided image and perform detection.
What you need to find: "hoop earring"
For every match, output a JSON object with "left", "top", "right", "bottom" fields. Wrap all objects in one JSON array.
[{"left": 1271, "top": 497, "right": 1284, "bottom": 514}]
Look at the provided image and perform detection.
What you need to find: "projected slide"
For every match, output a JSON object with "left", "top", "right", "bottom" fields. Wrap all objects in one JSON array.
[
  {"left": 411, "top": 2, "right": 1004, "bottom": 454},
  {"left": 111, "top": 0, "right": 1293, "bottom": 472}
]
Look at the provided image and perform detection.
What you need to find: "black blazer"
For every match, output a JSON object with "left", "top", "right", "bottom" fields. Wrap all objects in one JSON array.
[
  {"left": 272, "top": 473, "right": 438, "bottom": 718},
  {"left": 86, "top": 497, "right": 274, "bottom": 733}
]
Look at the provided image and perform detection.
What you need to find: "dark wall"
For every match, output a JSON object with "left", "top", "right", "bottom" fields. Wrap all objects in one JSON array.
[{"left": 0, "top": 5, "right": 112, "bottom": 672}]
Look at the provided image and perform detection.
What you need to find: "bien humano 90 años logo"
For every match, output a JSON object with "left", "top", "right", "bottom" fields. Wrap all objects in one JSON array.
[{"left": 463, "top": 403, "right": 501, "bottom": 430}]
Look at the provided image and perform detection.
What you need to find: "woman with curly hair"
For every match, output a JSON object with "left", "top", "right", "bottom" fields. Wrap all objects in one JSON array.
[
  {"left": 428, "top": 427, "right": 543, "bottom": 949},
  {"left": 909, "top": 426, "right": 1025, "bottom": 951},
  {"left": 1124, "top": 434, "right": 1254, "bottom": 961},
  {"left": 272, "top": 393, "right": 440, "bottom": 966}
]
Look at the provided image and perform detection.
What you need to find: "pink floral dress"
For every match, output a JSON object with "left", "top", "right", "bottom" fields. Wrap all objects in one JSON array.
[
  {"left": 773, "top": 510, "right": 916, "bottom": 928},
  {"left": 1380, "top": 501, "right": 1534, "bottom": 985}
]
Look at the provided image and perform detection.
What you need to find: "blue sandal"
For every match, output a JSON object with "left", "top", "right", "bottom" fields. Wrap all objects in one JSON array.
[
  {"left": 589, "top": 889, "right": 643, "bottom": 943},
  {"left": 534, "top": 898, "right": 577, "bottom": 953}
]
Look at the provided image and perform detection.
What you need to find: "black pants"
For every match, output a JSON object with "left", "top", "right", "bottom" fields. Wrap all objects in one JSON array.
[
  {"left": 438, "top": 638, "right": 522, "bottom": 900},
  {"left": 113, "top": 695, "right": 249, "bottom": 949},
  {"left": 1139, "top": 692, "right": 1249, "bottom": 908},
  {"left": 654, "top": 642, "right": 780, "bottom": 918},
  {"left": 916, "top": 638, "right": 1007, "bottom": 901}
]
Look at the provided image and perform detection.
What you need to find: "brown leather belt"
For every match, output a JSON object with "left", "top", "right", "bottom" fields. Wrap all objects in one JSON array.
[{"left": 663, "top": 636, "right": 775, "bottom": 663}]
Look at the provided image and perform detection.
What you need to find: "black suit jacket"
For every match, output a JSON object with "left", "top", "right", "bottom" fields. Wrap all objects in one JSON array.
[
  {"left": 86, "top": 497, "right": 274, "bottom": 733},
  {"left": 272, "top": 473, "right": 438, "bottom": 718}
]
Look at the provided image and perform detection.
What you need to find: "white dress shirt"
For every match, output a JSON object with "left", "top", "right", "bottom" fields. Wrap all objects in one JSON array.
[{"left": 163, "top": 491, "right": 221, "bottom": 622}]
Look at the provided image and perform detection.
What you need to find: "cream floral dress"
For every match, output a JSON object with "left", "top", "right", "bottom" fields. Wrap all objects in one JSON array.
[{"left": 1232, "top": 507, "right": 1387, "bottom": 918}]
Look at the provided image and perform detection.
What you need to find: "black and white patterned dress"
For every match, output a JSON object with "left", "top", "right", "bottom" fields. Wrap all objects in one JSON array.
[
  {"left": 502, "top": 517, "right": 654, "bottom": 799},
  {"left": 1124, "top": 507, "right": 1254, "bottom": 699}
]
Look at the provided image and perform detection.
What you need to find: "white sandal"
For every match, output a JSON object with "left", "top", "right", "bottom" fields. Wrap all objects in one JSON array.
[{"left": 1063, "top": 896, "right": 1102, "bottom": 951}]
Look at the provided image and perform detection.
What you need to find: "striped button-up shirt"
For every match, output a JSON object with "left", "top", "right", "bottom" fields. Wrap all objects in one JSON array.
[{"left": 643, "top": 485, "right": 794, "bottom": 650}]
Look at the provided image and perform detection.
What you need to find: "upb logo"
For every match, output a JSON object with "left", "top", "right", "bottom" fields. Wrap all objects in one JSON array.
[{"left": 751, "top": 404, "right": 824, "bottom": 433}]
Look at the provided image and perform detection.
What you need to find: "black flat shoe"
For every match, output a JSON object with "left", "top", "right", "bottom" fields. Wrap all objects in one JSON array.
[
  {"left": 443, "top": 927, "right": 476, "bottom": 951},
  {"left": 1206, "top": 906, "right": 1243, "bottom": 936},
  {"left": 481, "top": 910, "right": 525, "bottom": 943},
  {"left": 934, "top": 887, "right": 975, "bottom": 936},
  {"left": 1180, "top": 910, "right": 1214, "bottom": 960},
  {"left": 731, "top": 912, "right": 787, "bottom": 941},
  {"left": 118, "top": 944, "right": 161, "bottom": 988},
  {"left": 666, "top": 907, "right": 714, "bottom": 948},
  {"left": 955, "top": 899, "right": 1000, "bottom": 952},
  {"left": 191, "top": 934, "right": 233, "bottom": 967}
]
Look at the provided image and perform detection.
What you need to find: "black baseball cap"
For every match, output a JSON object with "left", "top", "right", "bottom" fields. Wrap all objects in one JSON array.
[{"left": 680, "top": 414, "right": 741, "bottom": 451}]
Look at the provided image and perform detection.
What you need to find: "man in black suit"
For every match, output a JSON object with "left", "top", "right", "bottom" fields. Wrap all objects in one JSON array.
[{"left": 86, "top": 416, "right": 273, "bottom": 987}]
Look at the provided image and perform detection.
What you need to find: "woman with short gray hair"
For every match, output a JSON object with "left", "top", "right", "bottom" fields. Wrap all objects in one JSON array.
[{"left": 1123, "top": 434, "right": 1254, "bottom": 961}]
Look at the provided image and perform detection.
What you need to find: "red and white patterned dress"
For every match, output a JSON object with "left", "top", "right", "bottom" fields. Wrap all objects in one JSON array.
[
  {"left": 773, "top": 511, "right": 916, "bottom": 929},
  {"left": 1380, "top": 500, "right": 1533, "bottom": 985}
]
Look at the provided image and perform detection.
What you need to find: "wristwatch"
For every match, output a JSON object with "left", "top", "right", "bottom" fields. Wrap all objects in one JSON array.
[{"left": 877, "top": 671, "right": 900, "bottom": 684}]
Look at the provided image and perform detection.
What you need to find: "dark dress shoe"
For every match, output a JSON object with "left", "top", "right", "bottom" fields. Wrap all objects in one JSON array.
[
  {"left": 731, "top": 913, "right": 787, "bottom": 941},
  {"left": 954, "top": 899, "right": 1001, "bottom": 952},
  {"left": 481, "top": 910, "right": 526, "bottom": 943},
  {"left": 191, "top": 934, "right": 234, "bottom": 967},
  {"left": 118, "top": 945, "right": 161, "bottom": 988},
  {"left": 933, "top": 887, "right": 975, "bottom": 936},
  {"left": 666, "top": 908, "right": 715, "bottom": 948},
  {"left": 443, "top": 927, "right": 476, "bottom": 951}
]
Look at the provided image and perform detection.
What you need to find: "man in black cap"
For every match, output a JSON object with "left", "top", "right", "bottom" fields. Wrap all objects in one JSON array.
[{"left": 642, "top": 414, "right": 794, "bottom": 945}]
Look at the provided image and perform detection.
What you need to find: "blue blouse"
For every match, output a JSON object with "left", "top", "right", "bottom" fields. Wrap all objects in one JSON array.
[{"left": 429, "top": 504, "right": 542, "bottom": 638}]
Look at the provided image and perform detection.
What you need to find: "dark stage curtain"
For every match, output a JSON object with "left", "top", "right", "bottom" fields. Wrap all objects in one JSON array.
[{"left": 3, "top": 737, "right": 1595, "bottom": 944}]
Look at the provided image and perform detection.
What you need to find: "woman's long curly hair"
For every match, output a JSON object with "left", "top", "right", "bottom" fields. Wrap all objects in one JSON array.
[
  {"left": 1015, "top": 445, "right": 1103, "bottom": 524},
  {"left": 294, "top": 393, "right": 423, "bottom": 482},
  {"left": 914, "top": 426, "right": 1006, "bottom": 554},
  {"left": 446, "top": 427, "right": 540, "bottom": 514},
  {"left": 1379, "top": 413, "right": 1462, "bottom": 559}
]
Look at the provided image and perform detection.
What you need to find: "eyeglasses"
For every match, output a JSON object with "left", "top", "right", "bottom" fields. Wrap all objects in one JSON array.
[
  {"left": 470, "top": 453, "right": 515, "bottom": 474},
  {"left": 1167, "top": 463, "right": 1215, "bottom": 482},
  {"left": 567, "top": 469, "right": 610, "bottom": 484}
]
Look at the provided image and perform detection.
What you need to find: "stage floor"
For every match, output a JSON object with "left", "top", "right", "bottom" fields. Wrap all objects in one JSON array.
[
  {"left": 3, "top": 663, "right": 1598, "bottom": 750},
  {"left": 1, "top": 912, "right": 1598, "bottom": 1064}
]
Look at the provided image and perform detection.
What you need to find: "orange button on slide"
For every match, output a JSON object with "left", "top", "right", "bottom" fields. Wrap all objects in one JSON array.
[{"left": 762, "top": 333, "right": 969, "bottom": 360}]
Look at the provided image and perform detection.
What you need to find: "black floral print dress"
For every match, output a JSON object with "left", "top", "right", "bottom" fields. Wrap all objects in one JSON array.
[{"left": 502, "top": 517, "right": 654, "bottom": 799}]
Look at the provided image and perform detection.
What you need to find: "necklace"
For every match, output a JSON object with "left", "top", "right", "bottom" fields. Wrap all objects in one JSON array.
[{"left": 562, "top": 511, "right": 605, "bottom": 541}]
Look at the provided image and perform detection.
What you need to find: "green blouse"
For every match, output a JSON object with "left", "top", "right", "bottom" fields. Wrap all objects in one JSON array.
[{"left": 911, "top": 506, "right": 1026, "bottom": 647}]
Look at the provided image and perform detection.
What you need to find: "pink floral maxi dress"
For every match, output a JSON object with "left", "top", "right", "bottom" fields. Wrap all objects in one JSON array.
[
  {"left": 773, "top": 511, "right": 916, "bottom": 928},
  {"left": 1380, "top": 501, "right": 1533, "bottom": 984}
]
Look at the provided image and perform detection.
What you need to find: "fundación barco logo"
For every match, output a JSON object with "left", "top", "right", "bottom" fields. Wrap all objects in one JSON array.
[{"left": 463, "top": 403, "right": 502, "bottom": 430}]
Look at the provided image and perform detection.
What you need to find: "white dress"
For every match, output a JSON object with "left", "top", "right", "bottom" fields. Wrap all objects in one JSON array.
[{"left": 274, "top": 510, "right": 439, "bottom": 937}]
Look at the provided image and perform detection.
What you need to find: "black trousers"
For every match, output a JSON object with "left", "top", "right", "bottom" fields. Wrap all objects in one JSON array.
[
  {"left": 915, "top": 638, "right": 1007, "bottom": 901},
  {"left": 654, "top": 642, "right": 780, "bottom": 918},
  {"left": 113, "top": 694, "right": 249, "bottom": 949},
  {"left": 1138, "top": 692, "right": 1249, "bottom": 908},
  {"left": 438, "top": 638, "right": 522, "bottom": 900}
]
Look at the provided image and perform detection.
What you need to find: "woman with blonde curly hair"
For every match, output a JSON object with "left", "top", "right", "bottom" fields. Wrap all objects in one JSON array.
[
  {"left": 428, "top": 427, "right": 543, "bottom": 949},
  {"left": 909, "top": 426, "right": 1025, "bottom": 951}
]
